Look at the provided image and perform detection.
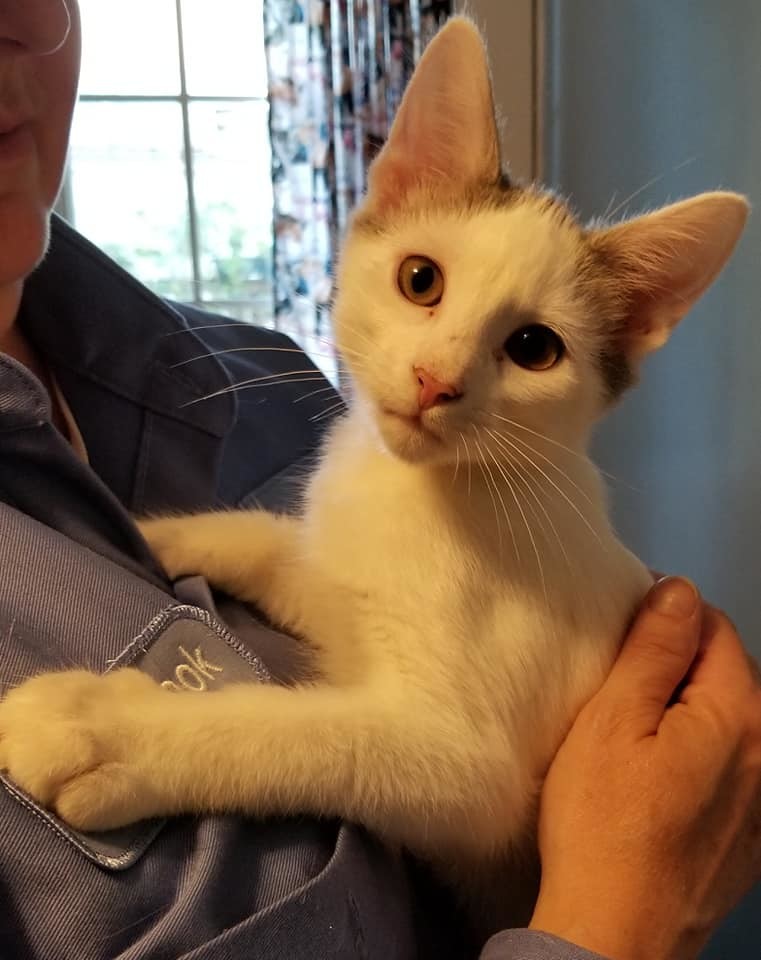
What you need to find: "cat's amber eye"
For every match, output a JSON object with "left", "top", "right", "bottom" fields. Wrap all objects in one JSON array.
[
  {"left": 397, "top": 256, "right": 444, "bottom": 307},
  {"left": 504, "top": 324, "right": 565, "bottom": 371}
]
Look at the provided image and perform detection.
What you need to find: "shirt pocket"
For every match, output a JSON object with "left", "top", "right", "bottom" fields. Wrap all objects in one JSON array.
[{"left": 0, "top": 602, "right": 271, "bottom": 870}]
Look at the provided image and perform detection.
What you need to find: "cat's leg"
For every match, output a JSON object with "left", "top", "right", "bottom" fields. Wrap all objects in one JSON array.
[
  {"left": 138, "top": 511, "right": 305, "bottom": 627},
  {"left": 0, "top": 669, "right": 521, "bottom": 862}
]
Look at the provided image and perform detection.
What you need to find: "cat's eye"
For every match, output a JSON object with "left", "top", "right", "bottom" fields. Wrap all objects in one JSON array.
[
  {"left": 504, "top": 324, "right": 564, "bottom": 371},
  {"left": 397, "top": 256, "right": 444, "bottom": 307}
]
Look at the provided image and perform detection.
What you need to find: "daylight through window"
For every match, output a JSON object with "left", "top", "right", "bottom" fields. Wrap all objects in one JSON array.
[{"left": 65, "top": 0, "right": 274, "bottom": 326}]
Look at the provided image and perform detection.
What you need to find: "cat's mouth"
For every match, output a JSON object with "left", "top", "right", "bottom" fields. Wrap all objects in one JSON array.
[
  {"left": 379, "top": 406, "right": 446, "bottom": 452},
  {"left": 383, "top": 408, "right": 426, "bottom": 431}
]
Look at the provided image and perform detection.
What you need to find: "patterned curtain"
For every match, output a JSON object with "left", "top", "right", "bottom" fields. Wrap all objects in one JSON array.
[{"left": 263, "top": 0, "right": 452, "bottom": 375}]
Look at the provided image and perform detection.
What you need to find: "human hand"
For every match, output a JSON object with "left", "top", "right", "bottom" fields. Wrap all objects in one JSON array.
[{"left": 529, "top": 577, "right": 761, "bottom": 960}]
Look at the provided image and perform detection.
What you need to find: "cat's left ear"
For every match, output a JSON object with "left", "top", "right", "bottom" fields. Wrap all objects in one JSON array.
[
  {"left": 365, "top": 17, "right": 501, "bottom": 212},
  {"left": 590, "top": 191, "right": 749, "bottom": 357}
]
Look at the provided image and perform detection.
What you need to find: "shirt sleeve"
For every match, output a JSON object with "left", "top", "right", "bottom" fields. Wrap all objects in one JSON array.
[{"left": 480, "top": 929, "right": 611, "bottom": 960}]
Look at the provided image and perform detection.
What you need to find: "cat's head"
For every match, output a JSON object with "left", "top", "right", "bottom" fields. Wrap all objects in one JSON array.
[{"left": 333, "top": 17, "right": 748, "bottom": 466}]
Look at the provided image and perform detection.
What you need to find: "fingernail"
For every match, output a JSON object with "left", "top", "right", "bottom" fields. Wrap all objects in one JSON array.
[{"left": 648, "top": 577, "right": 698, "bottom": 619}]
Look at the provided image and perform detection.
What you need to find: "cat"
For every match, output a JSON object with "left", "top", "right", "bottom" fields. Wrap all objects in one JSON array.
[{"left": 0, "top": 13, "right": 748, "bottom": 906}]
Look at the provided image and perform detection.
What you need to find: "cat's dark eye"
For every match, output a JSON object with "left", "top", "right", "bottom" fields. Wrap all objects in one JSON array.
[
  {"left": 397, "top": 256, "right": 444, "bottom": 307},
  {"left": 504, "top": 325, "right": 564, "bottom": 371}
]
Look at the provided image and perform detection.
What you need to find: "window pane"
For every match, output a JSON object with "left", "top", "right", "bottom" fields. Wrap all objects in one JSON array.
[
  {"left": 190, "top": 100, "right": 273, "bottom": 320},
  {"left": 181, "top": 0, "right": 267, "bottom": 97},
  {"left": 69, "top": 102, "right": 193, "bottom": 301},
  {"left": 78, "top": 0, "right": 180, "bottom": 95}
]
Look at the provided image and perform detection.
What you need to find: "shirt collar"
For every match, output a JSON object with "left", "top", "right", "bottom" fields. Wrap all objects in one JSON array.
[{"left": 19, "top": 215, "right": 236, "bottom": 440}]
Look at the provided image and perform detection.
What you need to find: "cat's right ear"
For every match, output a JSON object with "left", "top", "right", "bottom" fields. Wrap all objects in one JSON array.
[
  {"left": 365, "top": 17, "right": 501, "bottom": 213},
  {"left": 591, "top": 191, "right": 749, "bottom": 359}
]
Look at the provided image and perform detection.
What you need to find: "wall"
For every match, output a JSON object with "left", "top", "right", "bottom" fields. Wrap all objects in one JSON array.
[
  {"left": 455, "top": 0, "right": 536, "bottom": 180},
  {"left": 543, "top": 2, "right": 761, "bottom": 954},
  {"left": 544, "top": 0, "right": 760, "bottom": 642}
]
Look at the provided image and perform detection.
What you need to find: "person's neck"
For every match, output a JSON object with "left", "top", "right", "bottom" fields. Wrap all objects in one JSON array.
[
  {"left": 0, "top": 281, "right": 45, "bottom": 375},
  {"left": 0, "top": 280, "right": 68, "bottom": 434}
]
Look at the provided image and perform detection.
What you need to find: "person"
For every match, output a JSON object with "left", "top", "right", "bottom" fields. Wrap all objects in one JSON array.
[{"left": 1, "top": 3, "right": 760, "bottom": 957}]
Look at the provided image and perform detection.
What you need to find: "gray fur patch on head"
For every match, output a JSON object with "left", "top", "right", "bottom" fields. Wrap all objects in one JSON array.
[
  {"left": 576, "top": 226, "right": 638, "bottom": 404},
  {"left": 597, "top": 349, "right": 635, "bottom": 402},
  {"left": 469, "top": 171, "right": 518, "bottom": 209},
  {"left": 352, "top": 170, "right": 524, "bottom": 235}
]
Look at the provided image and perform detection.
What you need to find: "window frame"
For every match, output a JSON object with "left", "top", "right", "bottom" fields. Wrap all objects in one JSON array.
[{"left": 57, "top": 0, "right": 271, "bottom": 317}]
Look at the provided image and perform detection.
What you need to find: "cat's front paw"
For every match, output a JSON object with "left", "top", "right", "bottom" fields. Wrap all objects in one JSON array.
[
  {"left": 0, "top": 669, "right": 165, "bottom": 831},
  {"left": 137, "top": 515, "right": 214, "bottom": 581}
]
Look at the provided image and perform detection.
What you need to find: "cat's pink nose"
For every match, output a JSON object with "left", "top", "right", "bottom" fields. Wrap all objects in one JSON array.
[{"left": 414, "top": 367, "right": 463, "bottom": 411}]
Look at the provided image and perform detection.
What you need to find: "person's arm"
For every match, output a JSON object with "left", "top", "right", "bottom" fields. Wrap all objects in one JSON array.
[
  {"left": 481, "top": 929, "right": 609, "bottom": 959},
  {"left": 480, "top": 576, "right": 761, "bottom": 960}
]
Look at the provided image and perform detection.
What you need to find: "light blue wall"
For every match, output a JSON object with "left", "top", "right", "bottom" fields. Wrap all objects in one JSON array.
[
  {"left": 543, "top": 2, "right": 760, "bottom": 955},
  {"left": 544, "top": 0, "right": 760, "bottom": 638}
]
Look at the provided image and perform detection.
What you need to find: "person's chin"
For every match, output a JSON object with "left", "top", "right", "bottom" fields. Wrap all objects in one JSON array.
[{"left": 0, "top": 193, "right": 52, "bottom": 286}]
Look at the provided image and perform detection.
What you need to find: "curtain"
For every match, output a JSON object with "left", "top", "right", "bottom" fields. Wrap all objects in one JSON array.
[{"left": 263, "top": 0, "right": 453, "bottom": 373}]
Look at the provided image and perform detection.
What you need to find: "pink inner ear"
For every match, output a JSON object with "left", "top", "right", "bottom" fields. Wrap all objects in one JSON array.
[
  {"left": 367, "top": 151, "right": 425, "bottom": 211},
  {"left": 368, "top": 140, "right": 483, "bottom": 211},
  {"left": 591, "top": 191, "right": 749, "bottom": 356},
  {"left": 365, "top": 18, "right": 501, "bottom": 212}
]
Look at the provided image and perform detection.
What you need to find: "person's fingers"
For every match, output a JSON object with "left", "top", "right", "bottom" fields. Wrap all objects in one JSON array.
[{"left": 599, "top": 577, "right": 702, "bottom": 738}]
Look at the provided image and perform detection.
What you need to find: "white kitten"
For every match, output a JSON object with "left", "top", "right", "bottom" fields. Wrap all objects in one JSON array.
[{"left": 0, "top": 15, "right": 747, "bottom": 904}]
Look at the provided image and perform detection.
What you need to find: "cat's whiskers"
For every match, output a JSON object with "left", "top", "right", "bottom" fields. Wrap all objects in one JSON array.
[
  {"left": 481, "top": 431, "right": 558, "bottom": 640},
  {"left": 484, "top": 427, "right": 573, "bottom": 575},
  {"left": 471, "top": 433, "right": 505, "bottom": 558},
  {"left": 489, "top": 426, "right": 614, "bottom": 553},
  {"left": 330, "top": 341, "right": 369, "bottom": 364},
  {"left": 163, "top": 323, "right": 370, "bottom": 377},
  {"left": 459, "top": 432, "right": 473, "bottom": 500},
  {"left": 451, "top": 437, "right": 461, "bottom": 488},
  {"left": 491, "top": 423, "right": 596, "bottom": 509},
  {"left": 334, "top": 318, "right": 377, "bottom": 355},
  {"left": 475, "top": 429, "right": 522, "bottom": 566},
  {"left": 474, "top": 430, "right": 514, "bottom": 558},
  {"left": 170, "top": 346, "right": 340, "bottom": 369},
  {"left": 489, "top": 433, "right": 564, "bottom": 647},
  {"left": 294, "top": 384, "right": 342, "bottom": 404},
  {"left": 601, "top": 190, "right": 619, "bottom": 221},
  {"left": 310, "top": 399, "right": 348, "bottom": 424},
  {"left": 487, "top": 427, "right": 605, "bottom": 550},
  {"left": 90, "top": 904, "right": 172, "bottom": 946},
  {"left": 486, "top": 411, "right": 588, "bottom": 465},
  {"left": 605, "top": 156, "right": 696, "bottom": 222},
  {"left": 182, "top": 371, "right": 330, "bottom": 407},
  {"left": 485, "top": 411, "right": 623, "bottom": 487},
  {"left": 164, "top": 321, "right": 341, "bottom": 352},
  {"left": 163, "top": 319, "right": 261, "bottom": 337},
  {"left": 486, "top": 423, "right": 581, "bottom": 512}
]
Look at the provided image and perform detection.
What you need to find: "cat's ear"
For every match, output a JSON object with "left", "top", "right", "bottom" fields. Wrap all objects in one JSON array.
[
  {"left": 365, "top": 17, "right": 501, "bottom": 211},
  {"left": 591, "top": 191, "right": 749, "bottom": 357}
]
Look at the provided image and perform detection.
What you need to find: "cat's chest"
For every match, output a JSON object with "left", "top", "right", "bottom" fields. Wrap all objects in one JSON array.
[
  {"left": 299, "top": 453, "right": 651, "bottom": 776},
  {"left": 308, "top": 470, "right": 602, "bottom": 613},
  {"left": 302, "top": 439, "right": 649, "bottom": 675},
  {"left": 304, "top": 477, "right": 640, "bottom": 654}
]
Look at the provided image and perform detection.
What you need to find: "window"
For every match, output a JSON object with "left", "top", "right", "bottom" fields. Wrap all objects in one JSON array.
[{"left": 65, "top": 0, "right": 274, "bottom": 325}]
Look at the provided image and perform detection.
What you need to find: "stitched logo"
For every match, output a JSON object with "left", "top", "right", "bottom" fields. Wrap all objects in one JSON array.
[{"left": 160, "top": 645, "right": 224, "bottom": 692}]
